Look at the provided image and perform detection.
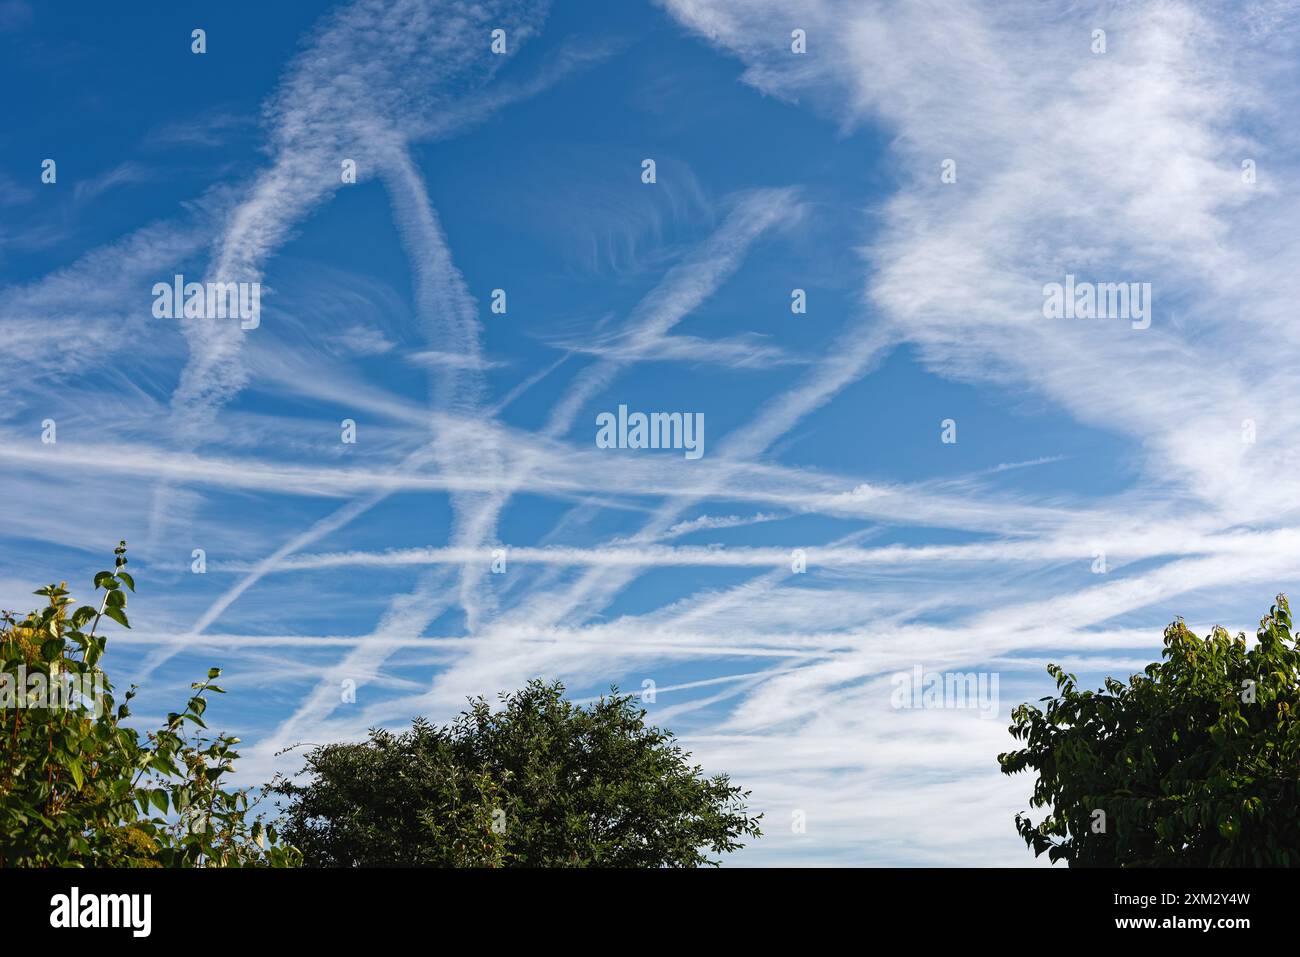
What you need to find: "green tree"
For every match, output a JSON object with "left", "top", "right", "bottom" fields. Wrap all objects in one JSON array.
[
  {"left": 274, "top": 679, "right": 762, "bottom": 867},
  {"left": 0, "top": 543, "right": 299, "bottom": 867},
  {"left": 271, "top": 718, "right": 507, "bottom": 867},
  {"left": 999, "top": 594, "right": 1300, "bottom": 866}
]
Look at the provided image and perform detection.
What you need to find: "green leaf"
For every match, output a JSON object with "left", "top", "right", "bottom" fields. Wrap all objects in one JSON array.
[{"left": 102, "top": 606, "right": 130, "bottom": 629}]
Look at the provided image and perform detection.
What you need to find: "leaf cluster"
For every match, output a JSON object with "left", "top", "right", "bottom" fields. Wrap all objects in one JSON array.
[
  {"left": 273, "top": 679, "right": 761, "bottom": 867},
  {"left": 0, "top": 543, "right": 299, "bottom": 867},
  {"left": 999, "top": 595, "right": 1300, "bottom": 866}
]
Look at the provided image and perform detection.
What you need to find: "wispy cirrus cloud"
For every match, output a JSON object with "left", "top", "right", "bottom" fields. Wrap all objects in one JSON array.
[{"left": 8, "top": 0, "right": 1299, "bottom": 868}]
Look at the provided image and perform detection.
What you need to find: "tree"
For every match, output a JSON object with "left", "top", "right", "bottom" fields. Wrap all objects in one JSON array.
[
  {"left": 273, "top": 679, "right": 762, "bottom": 867},
  {"left": 0, "top": 543, "right": 299, "bottom": 867},
  {"left": 271, "top": 718, "right": 507, "bottom": 867},
  {"left": 999, "top": 594, "right": 1300, "bottom": 866}
]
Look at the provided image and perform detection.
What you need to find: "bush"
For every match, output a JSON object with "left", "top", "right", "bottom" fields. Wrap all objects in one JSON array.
[{"left": 0, "top": 542, "right": 299, "bottom": 867}]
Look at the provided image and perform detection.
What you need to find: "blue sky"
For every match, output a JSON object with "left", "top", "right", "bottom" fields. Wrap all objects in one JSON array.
[{"left": 4, "top": 0, "right": 1300, "bottom": 865}]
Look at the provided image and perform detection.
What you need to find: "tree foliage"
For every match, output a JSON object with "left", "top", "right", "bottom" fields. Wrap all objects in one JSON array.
[
  {"left": 272, "top": 717, "right": 507, "bottom": 868},
  {"left": 273, "top": 679, "right": 761, "bottom": 867},
  {"left": 999, "top": 594, "right": 1300, "bottom": 866},
  {"left": 0, "top": 543, "right": 299, "bottom": 867}
]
